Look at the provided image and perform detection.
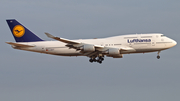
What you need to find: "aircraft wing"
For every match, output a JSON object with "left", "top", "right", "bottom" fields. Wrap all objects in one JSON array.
[
  {"left": 6, "top": 42, "right": 35, "bottom": 47},
  {"left": 45, "top": 32, "right": 104, "bottom": 49},
  {"left": 45, "top": 32, "right": 80, "bottom": 44},
  {"left": 45, "top": 33, "right": 135, "bottom": 58}
]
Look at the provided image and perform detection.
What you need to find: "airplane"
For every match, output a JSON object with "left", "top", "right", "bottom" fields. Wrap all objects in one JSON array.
[{"left": 6, "top": 19, "right": 177, "bottom": 64}]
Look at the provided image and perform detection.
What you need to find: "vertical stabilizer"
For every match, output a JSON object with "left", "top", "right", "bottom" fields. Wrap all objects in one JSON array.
[{"left": 6, "top": 19, "right": 43, "bottom": 42}]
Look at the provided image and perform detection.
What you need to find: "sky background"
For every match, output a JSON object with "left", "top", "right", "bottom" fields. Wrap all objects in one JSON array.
[{"left": 0, "top": 0, "right": 180, "bottom": 101}]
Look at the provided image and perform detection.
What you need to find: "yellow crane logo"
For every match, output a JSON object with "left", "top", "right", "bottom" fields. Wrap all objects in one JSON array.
[{"left": 13, "top": 25, "right": 25, "bottom": 37}]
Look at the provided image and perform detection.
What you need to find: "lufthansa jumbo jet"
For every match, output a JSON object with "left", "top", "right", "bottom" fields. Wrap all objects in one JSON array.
[{"left": 6, "top": 19, "right": 177, "bottom": 64}]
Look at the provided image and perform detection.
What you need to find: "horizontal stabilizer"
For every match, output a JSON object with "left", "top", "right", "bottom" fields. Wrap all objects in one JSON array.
[{"left": 6, "top": 42, "right": 35, "bottom": 47}]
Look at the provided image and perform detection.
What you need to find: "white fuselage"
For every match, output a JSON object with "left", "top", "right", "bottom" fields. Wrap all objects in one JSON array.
[{"left": 13, "top": 33, "right": 177, "bottom": 56}]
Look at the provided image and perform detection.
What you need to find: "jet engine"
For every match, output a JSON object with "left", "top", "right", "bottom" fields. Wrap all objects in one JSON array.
[
  {"left": 105, "top": 48, "right": 123, "bottom": 58},
  {"left": 81, "top": 44, "right": 95, "bottom": 52},
  {"left": 108, "top": 48, "right": 120, "bottom": 55}
]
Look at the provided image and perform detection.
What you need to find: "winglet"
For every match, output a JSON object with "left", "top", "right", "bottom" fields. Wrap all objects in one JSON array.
[
  {"left": 45, "top": 32, "right": 55, "bottom": 39},
  {"left": 45, "top": 32, "right": 62, "bottom": 41}
]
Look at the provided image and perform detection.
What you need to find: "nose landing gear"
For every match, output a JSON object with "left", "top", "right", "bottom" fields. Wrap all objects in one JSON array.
[
  {"left": 157, "top": 55, "right": 160, "bottom": 59},
  {"left": 157, "top": 51, "right": 161, "bottom": 59}
]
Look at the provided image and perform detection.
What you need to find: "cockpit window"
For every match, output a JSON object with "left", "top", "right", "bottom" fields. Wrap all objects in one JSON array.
[{"left": 161, "top": 35, "right": 166, "bottom": 37}]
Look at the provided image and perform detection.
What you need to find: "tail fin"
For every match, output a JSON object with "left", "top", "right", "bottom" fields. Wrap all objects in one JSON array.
[{"left": 6, "top": 19, "right": 43, "bottom": 42}]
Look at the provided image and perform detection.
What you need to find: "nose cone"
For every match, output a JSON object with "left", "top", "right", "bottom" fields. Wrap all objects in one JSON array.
[{"left": 172, "top": 39, "right": 177, "bottom": 47}]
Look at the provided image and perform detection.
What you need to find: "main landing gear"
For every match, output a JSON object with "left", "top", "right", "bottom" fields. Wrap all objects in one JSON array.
[
  {"left": 157, "top": 51, "right": 161, "bottom": 59},
  {"left": 89, "top": 56, "right": 104, "bottom": 64}
]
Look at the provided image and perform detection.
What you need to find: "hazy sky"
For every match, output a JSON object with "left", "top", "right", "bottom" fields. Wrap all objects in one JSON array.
[{"left": 0, "top": 0, "right": 180, "bottom": 101}]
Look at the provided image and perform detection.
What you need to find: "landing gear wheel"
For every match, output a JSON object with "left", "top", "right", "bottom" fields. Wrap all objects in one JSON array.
[
  {"left": 157, "top": 56, "right": 160, "bottom": 59},
  {"left": 93, "top": 59, "right": 97, "bottom": 62},
  {"left": 157, "top": 51, "right": 161, "bottom": 59},
  {"left": 97, "top": 57, "right": 104, "bottom": 64},
  {"left": 89, "top": 59, "right": 93, "bottom": 63},
  {"left": 101, "top": 58, "right": 104, "bottom": 61},
  {"left": 89, "top": 55, "right": 104, "bottom": 64}
]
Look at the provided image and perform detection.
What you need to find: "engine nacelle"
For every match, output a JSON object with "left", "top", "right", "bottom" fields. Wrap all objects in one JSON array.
[
  {"left": 108, "top": 48, "right": 120, "bottom": 55},
  {"left": 82, "top": 44, "right": 95, "bottom": 52},
  {"left": 105, "top": 48, "right": 123, "bottom": 58}
]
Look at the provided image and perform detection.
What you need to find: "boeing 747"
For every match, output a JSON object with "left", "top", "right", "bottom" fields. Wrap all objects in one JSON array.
[{"left": 6, "top": 19, "right": 177, "bottom": 64}]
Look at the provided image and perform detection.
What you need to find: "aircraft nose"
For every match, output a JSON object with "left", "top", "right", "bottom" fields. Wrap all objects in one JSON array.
[{"left": 172, "top": 39, "right": 177, "bottom": 46}]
